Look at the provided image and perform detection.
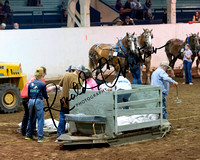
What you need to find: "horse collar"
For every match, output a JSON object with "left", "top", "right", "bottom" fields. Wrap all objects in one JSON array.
[{"left": 120, "top": 40, "right": 127, "bottom": 53}]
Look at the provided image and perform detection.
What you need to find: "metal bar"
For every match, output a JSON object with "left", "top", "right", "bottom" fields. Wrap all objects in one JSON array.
[
  {"left": 117, "top": 108, "right": 161, "bottom": 116},
  {"left": 114, "top": 91, "right": 118, "bottom": 134},
  {"left": 117, "top": 98, "right": 160, "bottom": 107},
  {"left": 116, "top": 86, "right": 161, "bottom": 95}
]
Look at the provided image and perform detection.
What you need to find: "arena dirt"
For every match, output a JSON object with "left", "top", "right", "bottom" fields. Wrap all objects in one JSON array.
[{"left": 0, "top": 69, "right": 200, "bottom": 160}]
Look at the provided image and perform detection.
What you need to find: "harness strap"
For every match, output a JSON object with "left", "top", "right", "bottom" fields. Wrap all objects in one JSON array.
[{"left": 120, "top": 40, "right": 127, "bottom": 53}]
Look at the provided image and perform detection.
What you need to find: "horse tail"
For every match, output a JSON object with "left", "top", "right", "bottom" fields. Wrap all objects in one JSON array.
[{"left": 89, "top": 45, "right": 97, "bottom": 70}]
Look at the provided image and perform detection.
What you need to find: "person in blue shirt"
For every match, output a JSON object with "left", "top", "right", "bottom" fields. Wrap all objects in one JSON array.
[
  {"left": 151, "top": 61, "right": 178, "bottom": 119},
  {"left": 25, "top": 67, "right": 49, "bottom": 143}
]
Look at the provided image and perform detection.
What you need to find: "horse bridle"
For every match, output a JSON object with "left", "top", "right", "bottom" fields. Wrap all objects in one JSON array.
[
  {"left": 116, "top": 34, "right": 135, "bottom": 58},
  {"left": 187, "top": 34, "right": 199, "bottom": 53}
]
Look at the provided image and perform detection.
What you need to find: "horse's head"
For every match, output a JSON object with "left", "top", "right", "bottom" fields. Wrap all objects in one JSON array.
[
  {"left": 123, "top": 32, "right": 136, "bottom": 53},
  {"left": 140, "top": 29, "right": 153, "bottom": 51},
  {"left": 187, "top": 33, "right": 200, "bottom": 51}
]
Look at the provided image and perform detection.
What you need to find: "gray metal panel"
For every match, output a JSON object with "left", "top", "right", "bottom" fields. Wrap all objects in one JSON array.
[{"left": 69, "top": 89, "right": 115, "bottom": 137}]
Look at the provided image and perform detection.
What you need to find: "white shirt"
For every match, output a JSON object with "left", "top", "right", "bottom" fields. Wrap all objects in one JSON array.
[{"left": 112, "top": 76, "right": 132, "bottom": 91}]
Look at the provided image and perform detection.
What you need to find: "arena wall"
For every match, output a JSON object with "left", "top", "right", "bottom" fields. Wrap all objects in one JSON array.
[{"left": 1, "top": 23, "right": 199, "bottom": 79}]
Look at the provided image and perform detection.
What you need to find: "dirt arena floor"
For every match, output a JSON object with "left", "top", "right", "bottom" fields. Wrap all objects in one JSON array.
[{"left": 0, "top": 69, "right": 200, "bottom": 160}]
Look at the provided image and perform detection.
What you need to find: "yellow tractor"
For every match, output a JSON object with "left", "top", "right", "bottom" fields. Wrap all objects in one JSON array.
[{"left": 0, "top": 62, "right": 27, "bottom": 113}]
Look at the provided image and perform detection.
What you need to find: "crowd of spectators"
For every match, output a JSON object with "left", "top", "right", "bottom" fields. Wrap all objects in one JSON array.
[
  {"left": 115, "top": 0, "right": 154, "bottom": 22},
  {"left": 0, "top": 0, "right": 12, "bottom": 24}
]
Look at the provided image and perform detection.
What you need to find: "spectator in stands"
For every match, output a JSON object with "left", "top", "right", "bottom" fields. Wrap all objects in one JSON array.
[
  {"left": 0, "top": 22, "right": 6, "bottom": 29},
  {"left": 135, "top": 0, "right": 145, "bottom": 20},
  {"left": 123, "top": 16, "right": 134, "bottom": 25},
  {"left": 162, "top": 9, "right": 167, "bottom": 24},
  {"left": 130, "top": 0, "right": 137, "bottom": 20},
  {"left": 193, "top": 11, "right": 200, "bottom": 23},
  {"left": 59, "top": 1, "right": 66, "bottom": 13},
  {"left": 13, "top": 22, "right": 19, "bottom": 29},
  {"left": 3, "top": 0, "right": 13, "bottom": 24},
  {"left": 0, "top": 0, "right": 4, "bottom": 24},
  {"left": 143, "top": 0, "right": 154, "bottom": 20},
  {"left": 59, "top": 1, "right": 67, "bottom": 23},
  {"left": 62, "top": 10, "right": 67, "bottom": 23},
  {"left": 37, "top": 0, "right": 43, "bottom": 7},
  {"left": 120, "top": 0, "right": 132, "bottom": 21},
  {"left": 115, "top": 0, "right": 123, "bottom": 12},
  {"left": 115, "top": 18, "right": 123, "bottom": 26}
]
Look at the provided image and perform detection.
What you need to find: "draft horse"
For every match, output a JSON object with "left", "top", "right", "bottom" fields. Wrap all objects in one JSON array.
[
  {"left": 165, "top": 33, "right": 199, "bottom": 77},
  {"left": 89, "top": 32, "right": 136, "bottom": 75},
  {"left": 136, "top": 29, "right": 153, "bottom": 84}
]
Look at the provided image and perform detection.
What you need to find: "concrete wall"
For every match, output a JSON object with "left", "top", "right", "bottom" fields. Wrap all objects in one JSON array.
[{"left": 1, "top": 23, "right": 199, "bottom": 79}]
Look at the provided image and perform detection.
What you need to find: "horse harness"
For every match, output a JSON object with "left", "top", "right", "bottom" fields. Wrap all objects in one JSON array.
[{"left": 89, "top": 40, "right": 129, "bottom": 63}]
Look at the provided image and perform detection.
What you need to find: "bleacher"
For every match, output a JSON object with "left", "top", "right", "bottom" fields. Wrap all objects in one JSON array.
[
  {"left": 5, "top": 0, "right": 101, "bottom": 29},
  {"left": 4, "top": 0, "right": 200, "bottom": 29},
  {"left": 6, "top": 0, "right": 63, "bottom": 27},
  {"left": 101, "top": 0, "right": 200, "bottom": 9},
  {"left": 100, "top": 0, "right": 200, "bottom": 24}
]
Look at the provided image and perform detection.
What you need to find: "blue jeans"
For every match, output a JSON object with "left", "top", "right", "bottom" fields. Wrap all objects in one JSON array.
[
  {"left": 26, "top": 99, "right": 44, "bottom": 140},
  {"left": 21, "top": 98, "right": 36, "bottom": 135},
  {"left": 21, "top": 98, "right": 29, "bottom": 135},
  {"left": 117, "top": 92, "right": 131, "bottom": 109},
  {"left": 162, "top": 97, "right": 167, "bottom": 119},
  {"left": 130, "top": 68, "right": 142, "bottom": 84},
  {"left": 184, "top": 60, "right": 192, "bottom": 84},
  {"left": 57, "top": 106, "right": 68, "bottom": 137}
]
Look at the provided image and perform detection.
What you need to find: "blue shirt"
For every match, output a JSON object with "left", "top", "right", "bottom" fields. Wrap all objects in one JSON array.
[
  {"left": 28, "top": 79, "right": 48, "bottom": 100},
  {"left": 151, "top": 67, "right": 175, "bottom": 98}
]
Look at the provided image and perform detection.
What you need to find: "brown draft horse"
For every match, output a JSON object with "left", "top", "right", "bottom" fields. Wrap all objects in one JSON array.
[
  {"left": 136, "top": 29, "right": 153, "bottom": 84},
  {"left": 89, "top": 32, "right": 135, "bottom": 74},
  {"left": 165, "top": 33, "right": 199, "bottom": 77}
]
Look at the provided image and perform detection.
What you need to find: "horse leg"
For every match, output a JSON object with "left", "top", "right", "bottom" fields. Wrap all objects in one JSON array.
[
  {"left": 145, "top": 61, "right": 151, "bottom": 85},
  {"left": 196, "top": 58, "right": 199, "bottom": 76},
  {"left": 169, "top": 56, "right": 177, "bottom": 77},
  {"left": 140, "top": 63, "right": 144, "bottom": 84},
  {"left": 167, "top": 54, "right": 175, "bottom": 77}
]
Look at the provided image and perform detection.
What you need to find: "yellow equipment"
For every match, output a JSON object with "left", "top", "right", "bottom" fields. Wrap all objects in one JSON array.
[{"left": 0, "top": 62, "right": 27, "bottom": 113}]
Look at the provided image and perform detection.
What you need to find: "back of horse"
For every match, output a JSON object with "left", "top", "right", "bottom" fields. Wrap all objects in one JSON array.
[
  {"left": 89, "top": 44, "right": 115, "bottom": 58},
  {"left": 165, "top": 39, "right": 184, "bottom": 56}
]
